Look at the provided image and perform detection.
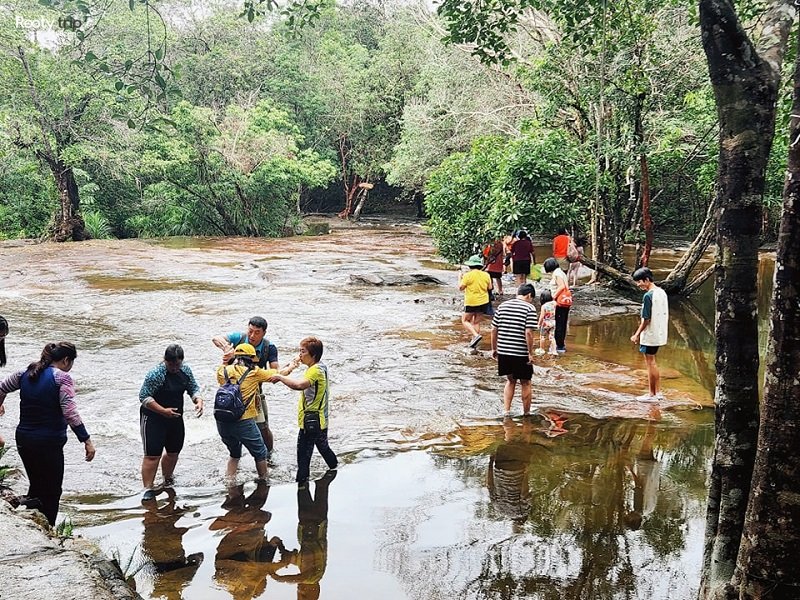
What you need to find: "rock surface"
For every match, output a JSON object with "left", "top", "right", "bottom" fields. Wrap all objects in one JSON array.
[
  {"left": 0, "top": 500, "right": 141, "bottom": 600},
  {"left": 349, "top": 273, "right": 446, "bottom": 286}
]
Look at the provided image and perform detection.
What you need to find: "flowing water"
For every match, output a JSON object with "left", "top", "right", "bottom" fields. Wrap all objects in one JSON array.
[{"left": 0, "top": 224, "right": 775, "bottom": 600}]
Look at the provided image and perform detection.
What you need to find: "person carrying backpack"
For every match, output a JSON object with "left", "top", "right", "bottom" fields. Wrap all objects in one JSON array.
[{"left": 215, "top": 343, "right": 299, "bottom": 481}]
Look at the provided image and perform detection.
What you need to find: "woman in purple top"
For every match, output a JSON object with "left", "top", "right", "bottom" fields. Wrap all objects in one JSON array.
[
  {"left": 0, "top": 342, "right": 95, "bottom": 525},
  {"left": 510, "top": 231, "right": 535, "bottom": 286}
]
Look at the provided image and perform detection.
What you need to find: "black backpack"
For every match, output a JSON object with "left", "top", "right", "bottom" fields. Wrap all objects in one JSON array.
[{"left": 214, "top": 366, "right": 254, "bottom": 423}]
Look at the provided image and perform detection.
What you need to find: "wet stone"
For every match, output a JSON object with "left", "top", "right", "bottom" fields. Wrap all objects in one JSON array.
[{"left": 349, "top": 273, "right": 446, "bottom": 286}]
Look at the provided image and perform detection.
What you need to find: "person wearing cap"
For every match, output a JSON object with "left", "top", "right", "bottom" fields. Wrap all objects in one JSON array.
[
  {"left": 491, "top": 283, "right": 538, "bottom": 417},
  {"left": 215, "top": 343, "right": 300, "bottom": 481},
  {"left": 459, "top": 254, "right": 494, "bottom": 349},
  {"left": 212, "top": 316, "right": 280, "bottom": 455},
  {"left": 139, "top": 344, "right": 204, "bottom": 501}
]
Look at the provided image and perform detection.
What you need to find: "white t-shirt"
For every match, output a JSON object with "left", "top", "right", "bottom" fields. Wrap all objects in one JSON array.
[{"left": 640, "top": 285, "right": 668, "bottom": 347}]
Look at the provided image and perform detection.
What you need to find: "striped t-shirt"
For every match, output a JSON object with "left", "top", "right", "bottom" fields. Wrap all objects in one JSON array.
[{"left": 492, "top": 298, "right": 538, "bottom": 356}]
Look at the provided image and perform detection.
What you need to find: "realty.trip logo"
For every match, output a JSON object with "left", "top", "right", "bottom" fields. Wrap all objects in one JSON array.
[{"left": 15, "top": 15, "right": 83, "bottom": 31}]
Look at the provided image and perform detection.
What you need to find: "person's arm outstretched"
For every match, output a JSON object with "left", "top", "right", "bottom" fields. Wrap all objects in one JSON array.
[{"left": 268, "top": 372, "right": 312, "bottom": 390}]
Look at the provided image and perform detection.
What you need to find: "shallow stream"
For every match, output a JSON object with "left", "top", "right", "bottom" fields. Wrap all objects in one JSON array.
[{"left": 0, "top": 223, "right": 775, "bottom": 599}]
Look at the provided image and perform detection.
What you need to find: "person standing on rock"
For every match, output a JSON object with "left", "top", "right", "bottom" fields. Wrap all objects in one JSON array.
[
  {"left": 484, "top": 239, "right": 506, "bottom": 296},
  {"left": 630, "top": 267, "right": 669, "bottom": 402},
  {"left": 139, "top": 344, "right": 204, "bottom": 501},
  {"left": 459, "top": 254, "right": 494, "bottom": 349},
  {"left": 552, "top": 228, "right": 571, "bottom": 272},
  {"left": 491, "top": 283, "right": 538, "bottom": 417},
  {"left": 544, "top": 257, "right": 571, "bottom": 354},
  {"left": 510, "top": 231, "right": 535, "bottom": 286},
  {"left": 0, "top": 342, "right": 95, "bottom": 526},
  {"left": 213, "top": 317, "right": 279, "bottom": 456}
]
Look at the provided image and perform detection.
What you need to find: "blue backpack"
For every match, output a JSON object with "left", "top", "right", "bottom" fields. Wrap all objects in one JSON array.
[{"left": 214, "top": 366, "right": 254, "bottom": 423}]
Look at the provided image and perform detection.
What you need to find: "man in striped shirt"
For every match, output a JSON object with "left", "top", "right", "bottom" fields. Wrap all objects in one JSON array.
[{"left": 491, "top": 283, "right": 538, "bottom": 417}]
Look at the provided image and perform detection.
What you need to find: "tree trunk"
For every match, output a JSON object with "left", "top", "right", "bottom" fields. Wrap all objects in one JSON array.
[
  {"left": 697, "top": 1, "right": 794, "bottom": 599},
  {"left": 338, "top": 174, "right": 360, "bottom": 219},
  {"left": 640, "top": 152, "right": 653, "bottom": 267},
  {"left": 48, "top": 161, "right": 88, "bottom": 242},
  {"left": 661, "top": 195, "right": 719, "bottom": 294},
  {"left": 352, "top": 184, "right": 371, "bottom": 221},
  {"left": 731, "top": 23, "right": 800, "bottom": 598}
]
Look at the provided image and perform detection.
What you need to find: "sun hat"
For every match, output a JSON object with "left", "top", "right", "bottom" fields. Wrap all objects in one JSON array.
[
  {"left": 233, "top": 343, "right": 258, "bottom": 360},
  {"left": 464, "top": 254, "right": 484, "bottom": 267}
]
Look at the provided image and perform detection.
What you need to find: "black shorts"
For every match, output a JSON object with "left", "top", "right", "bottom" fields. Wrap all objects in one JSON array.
[
  {"left": 140, "top": 411, "right": 185, "bottom": 456},
  {"left": 488, "top": 271, "right": 502, "bottom": 280},
  {"left": 498, "top": 354, "right": 533, "bottom": 380},
  {"left": 465, "top": 303, "right": 491, "bottom": 314},
  {"left": 640, "top": 345, "right": 660, "bottom": 355},
  {"left": 512, "top": 260, "right": 531, "bottom": 275}
]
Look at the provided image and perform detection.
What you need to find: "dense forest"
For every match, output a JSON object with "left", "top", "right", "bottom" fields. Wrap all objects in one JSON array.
[{"left": 0, "top": 0, "right": 788, "bottom": 257}]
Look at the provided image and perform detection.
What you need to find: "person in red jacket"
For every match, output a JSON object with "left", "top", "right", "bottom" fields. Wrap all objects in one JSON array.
[
  {"left": 483, "top": 239, "right": 506, "bottom": 295},
  {"left": 552, "top": 228, "right": 571, "bottom": 271}
]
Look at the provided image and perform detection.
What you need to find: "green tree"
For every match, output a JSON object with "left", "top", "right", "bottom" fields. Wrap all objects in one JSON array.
[{"left": 135, "top": 99, "right": 334, "bottom": 237}]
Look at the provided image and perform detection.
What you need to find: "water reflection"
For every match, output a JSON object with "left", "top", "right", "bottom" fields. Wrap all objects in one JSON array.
[
  {"left": 211, "top": 481, "right": 278, "bottom": 599},
  {"left": 425, "top": 412, "right": 712, "bottom": 599},
  {"left": 487, "top": 418, "right": 535, "bottom": 525},
  {"left": 141, "top": 488, "right": 203, "bottom": 600},
  {"left": 271, "top": 471, "right": 336, "bottom": 599}
]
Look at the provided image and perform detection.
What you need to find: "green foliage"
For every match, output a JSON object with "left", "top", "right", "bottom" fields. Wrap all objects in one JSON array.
[
  {"left": 0, "top": 155, "right": 54, "bottom": 239},
  {"left": 425, "top": 131, "right": 594, "bottom": 262},
  {"left": 55, "top": 515, "right": 74, "bottom": 538},
  {"left": 425, "top": 137, "right": 507, "bottom": 262},
  {"left": 82, "top": 210, "right": 114, "bottom": 240},
  {"left": 110, "top": 545, "right": 146, "bottom": 580},
  {"left": 134, "top": 99, "right": 335, "bottom": 237},
  {"left": 492, "top": 130, "right": 594, "bottom": 234},
  {"left": 0, "top": 445, "right": 14, "bottom": 484}
]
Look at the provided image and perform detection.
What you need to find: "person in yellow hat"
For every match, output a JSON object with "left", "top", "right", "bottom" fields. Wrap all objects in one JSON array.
[
  {"left": 459, "top": 254, "right": 494, "bottom": 349},
  {"left": 215, "top": 343, "right": 299, "bottom": 481}
]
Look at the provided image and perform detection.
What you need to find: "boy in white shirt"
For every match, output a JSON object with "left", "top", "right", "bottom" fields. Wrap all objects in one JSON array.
[{"left": 630, "top": 267, "right": 669, "bottom": 402}]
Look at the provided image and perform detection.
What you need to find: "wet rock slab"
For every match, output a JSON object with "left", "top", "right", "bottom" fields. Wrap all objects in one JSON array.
[
  {"left": 568, "top": 284, "right": 640, "bottom": 322},
  {"left": 0, "top": 501, "right": 140, "bottom": 600},
  {"left": 349, "top": 273, "right": 446, "bottom": 286}
]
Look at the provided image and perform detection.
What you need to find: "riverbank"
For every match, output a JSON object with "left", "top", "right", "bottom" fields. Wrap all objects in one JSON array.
[{"left": 0, "top": 499, "right": 140, "bottom": 600}]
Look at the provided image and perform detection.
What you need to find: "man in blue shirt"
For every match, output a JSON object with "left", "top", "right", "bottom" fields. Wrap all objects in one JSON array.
[{"left": 213, "top": 316, "right": 279, "bottom": 454}]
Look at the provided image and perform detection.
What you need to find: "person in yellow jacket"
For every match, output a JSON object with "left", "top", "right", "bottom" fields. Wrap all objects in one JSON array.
[
  {"left": 459, "top": 254, "right": 494, "bottom": 349},
  {"left": 215, "top": 344, "right": 298, "bottom": 480}
]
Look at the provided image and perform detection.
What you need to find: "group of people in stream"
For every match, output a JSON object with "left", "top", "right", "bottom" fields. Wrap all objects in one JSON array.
[
  {"left": 0, "top": 314, "right": 337, "bottom": 527},
  {"left": 459, "top": 231, "right": 670, "bottom": 418}
]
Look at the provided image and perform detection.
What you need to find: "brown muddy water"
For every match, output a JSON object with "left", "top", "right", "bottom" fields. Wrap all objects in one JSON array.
[{"left": 0, "top": 223, "right": 775, "bottom": 599}]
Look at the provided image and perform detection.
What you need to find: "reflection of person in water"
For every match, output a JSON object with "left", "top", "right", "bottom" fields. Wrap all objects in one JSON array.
[
  {"left": 272, "top": 470, "right": 336, "bottom": 600},
  {"left": 623, "top": 420, "right": 661, "bottom": 530},
  {"left": 141, "top": 488, "right": 203, "bottom": 600},
  {"left": 212, "top": 481, "right": 282, "bottom": 599},
  {"left": 487, "top": 417, "right": 533, "bottom": 524}
]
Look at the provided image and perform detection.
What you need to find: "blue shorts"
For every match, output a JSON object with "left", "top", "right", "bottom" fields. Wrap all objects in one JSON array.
[
  {"left": 640, "top": 345, "right": 660, "bottom": 355},
  {"left": 216, "top": 418, "right": 268, "bottom": 462}
]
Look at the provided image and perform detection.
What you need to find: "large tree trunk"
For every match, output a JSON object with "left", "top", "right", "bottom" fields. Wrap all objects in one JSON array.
[
  {"left": 697, "top": 1, "right": 794, "bottom": 599},
  {"left": 730, "top": 24, "right": 800, "bottom": 598},
  {"left": 661, "top": 195, "right": 719, "bottom": 294},
  {"left": 48, "top": 161, "right": 88, "bottom": 242}
]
